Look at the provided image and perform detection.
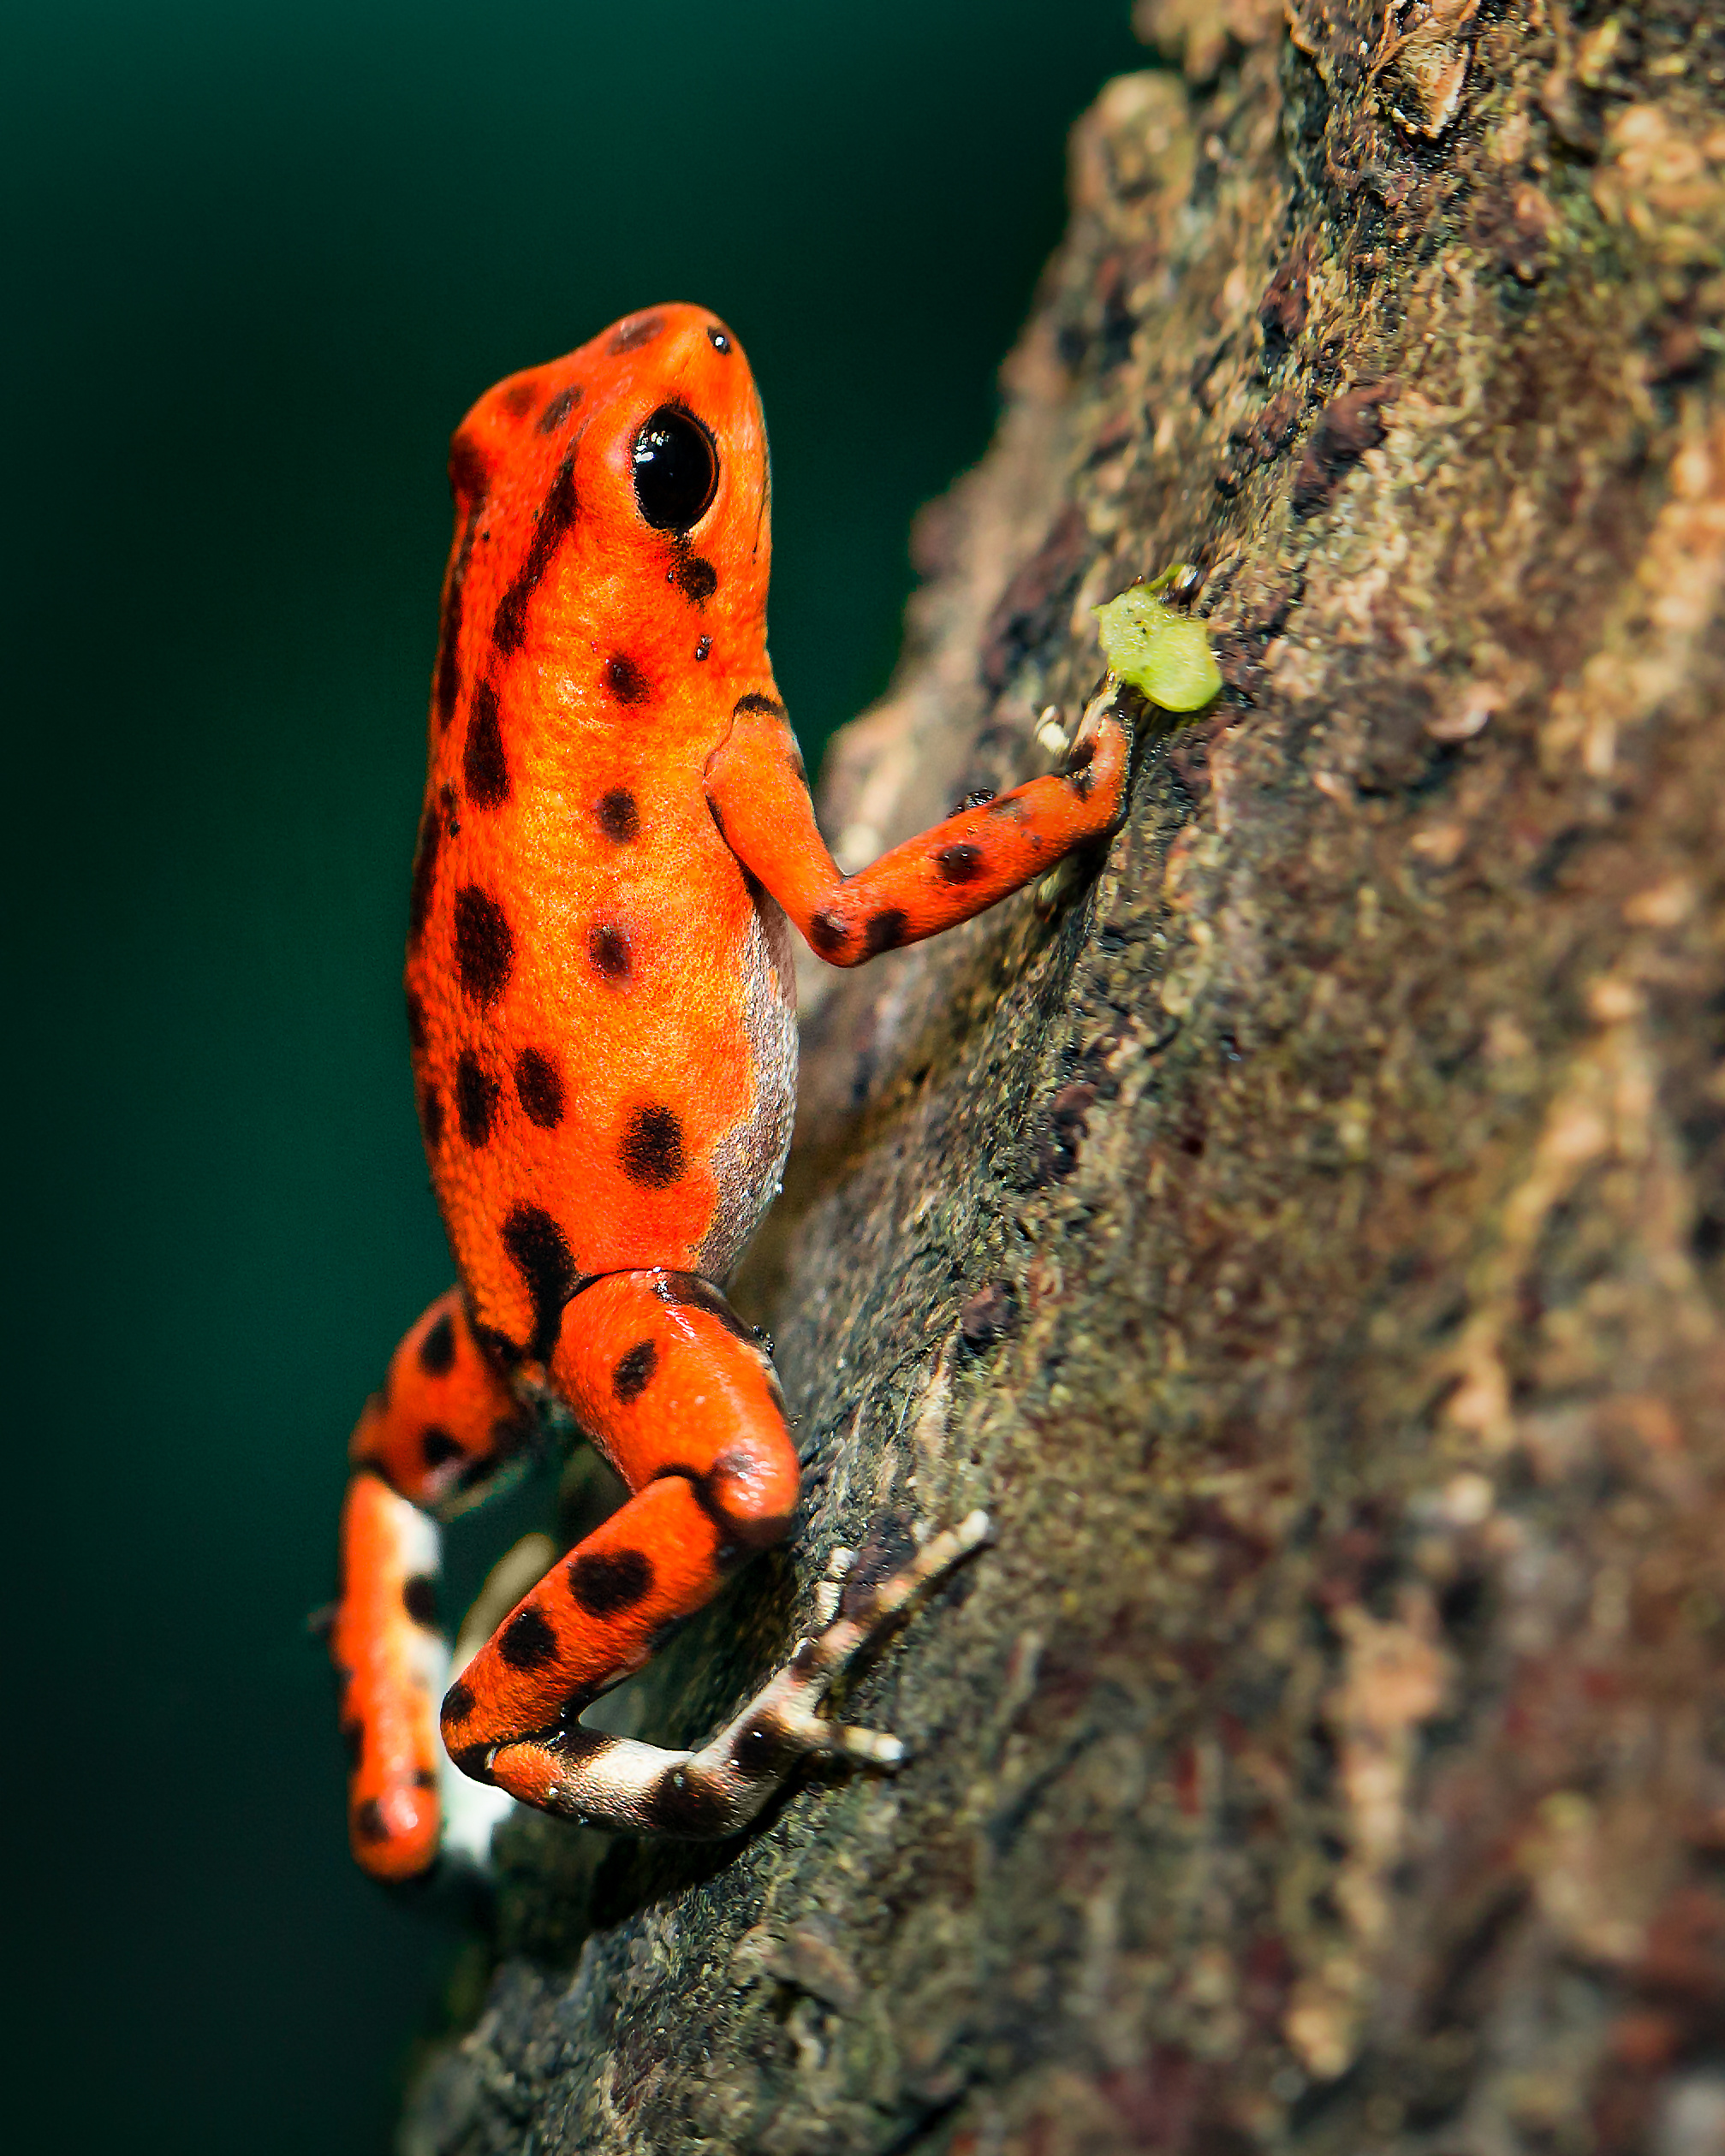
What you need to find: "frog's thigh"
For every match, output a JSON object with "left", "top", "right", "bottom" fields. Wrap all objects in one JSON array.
[{"left": 438, "top": 1269, "right": 800, "bottom": 1813}]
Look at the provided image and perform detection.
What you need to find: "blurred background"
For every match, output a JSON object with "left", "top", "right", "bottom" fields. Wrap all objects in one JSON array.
[{"left": 7, "top": 3, "right": 1140, "bottom": 2148}]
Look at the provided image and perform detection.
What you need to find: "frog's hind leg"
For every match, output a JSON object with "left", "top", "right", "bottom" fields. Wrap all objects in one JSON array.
[
  {"left": 331, "top": 1289, "right": 533, "bottom": 1881},
  {"left": 441, "top": 1268, "right": 986, "bottom": 1838}
]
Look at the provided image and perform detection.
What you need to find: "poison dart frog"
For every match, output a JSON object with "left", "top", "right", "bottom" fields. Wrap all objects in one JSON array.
[{"left": 330, "top": 304, "right": 1133, "bottom": 1880}]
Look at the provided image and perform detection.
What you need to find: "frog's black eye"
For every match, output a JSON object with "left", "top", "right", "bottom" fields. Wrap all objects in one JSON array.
[{"left": 632, "top": 406, "right": 718, "bottom": 532}]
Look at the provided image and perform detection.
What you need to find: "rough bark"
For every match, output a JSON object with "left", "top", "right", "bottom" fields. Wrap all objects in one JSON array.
[{"left": 405, "top": 7, "right": 1725, "bottom": 2151}]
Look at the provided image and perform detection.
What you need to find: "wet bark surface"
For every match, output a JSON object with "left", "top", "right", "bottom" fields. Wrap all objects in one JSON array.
[{"left": 404, "top": 7, "right": 1725, "bottom": 2150}]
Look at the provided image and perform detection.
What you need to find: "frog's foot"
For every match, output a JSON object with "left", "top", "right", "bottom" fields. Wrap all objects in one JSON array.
[
  {"left": 470, "top": 1507, "right": 990, "bottom": 1839},
  {"left": 711, "top": 1507, "right": 992, "bottom": 1779}
]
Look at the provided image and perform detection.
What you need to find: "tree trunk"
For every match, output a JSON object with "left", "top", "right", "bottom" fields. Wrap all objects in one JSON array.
[{"left": 404, "top": 7, "right": 1725, "bottom": 2151}]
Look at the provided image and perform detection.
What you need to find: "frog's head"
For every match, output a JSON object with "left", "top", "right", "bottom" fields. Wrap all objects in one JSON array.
[{"left": 439, "top": 305, "right": 773, "bottom": 715}]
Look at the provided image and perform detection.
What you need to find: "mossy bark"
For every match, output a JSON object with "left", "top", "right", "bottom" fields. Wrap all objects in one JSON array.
[{"left": 405, "top": 7, "right": 1725, "bottom": 2151}]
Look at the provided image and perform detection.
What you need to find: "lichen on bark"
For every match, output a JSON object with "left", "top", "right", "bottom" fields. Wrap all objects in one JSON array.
[{"left": 405, "top": 8, "right": 1725, "bottom": 2151}]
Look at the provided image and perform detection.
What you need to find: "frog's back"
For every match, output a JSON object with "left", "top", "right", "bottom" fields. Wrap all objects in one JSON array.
[{"left": 404, "top": 306, "right": 795, "bottom": 1366}]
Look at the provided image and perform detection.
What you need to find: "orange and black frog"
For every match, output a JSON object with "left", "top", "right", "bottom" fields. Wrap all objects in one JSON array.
[{"left": 329, "top": 303, "right": 1133, "bottom": 1880}]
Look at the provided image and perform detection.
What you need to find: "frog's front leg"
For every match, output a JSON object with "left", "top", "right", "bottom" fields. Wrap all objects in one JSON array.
[
  {"left": 442, "top": 1269, "right": 983, "bottom": 1836},
  {"left": 703, "top": 686, "right": 1133, "bottom": 965}
]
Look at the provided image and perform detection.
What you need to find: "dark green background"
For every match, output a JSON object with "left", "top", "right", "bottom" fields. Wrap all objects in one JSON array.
[{"left": 8, "top": 3, "right": 1139, "bottom": 2147}]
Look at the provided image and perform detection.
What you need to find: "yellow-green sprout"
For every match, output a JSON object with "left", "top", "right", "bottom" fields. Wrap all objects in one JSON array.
[{"left": 1094, "top": 566, "right": 1222, "bottom": 713}]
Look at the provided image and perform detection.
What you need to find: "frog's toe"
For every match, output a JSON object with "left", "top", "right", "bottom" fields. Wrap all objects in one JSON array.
[{"left": 811, "top": 1542, "right": 859, "bottom": 1624}]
